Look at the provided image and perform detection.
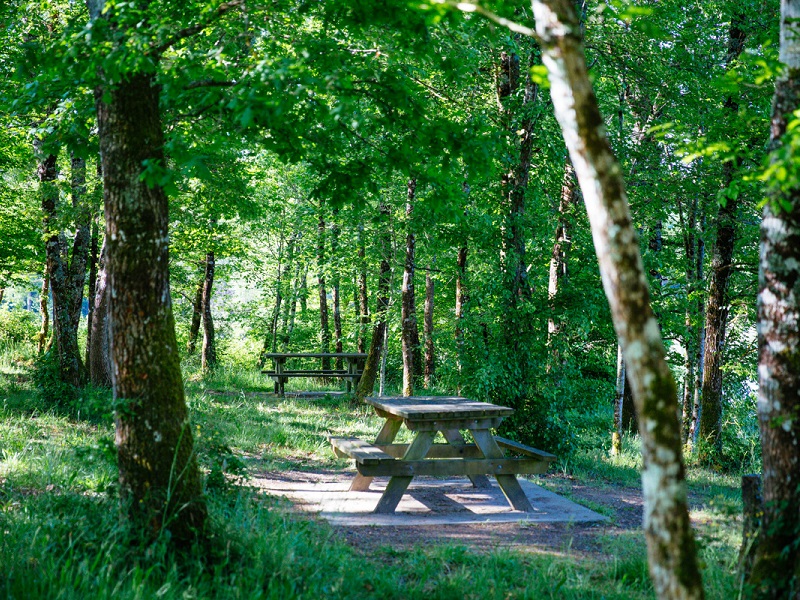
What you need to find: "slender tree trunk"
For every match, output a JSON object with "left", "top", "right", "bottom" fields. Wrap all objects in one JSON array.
[
  {"left": 698, "top": 15, "right": 747, "bottom": 460},
  {"left": 68, "top": 154, "right": 91, "bottom": 334},
  {"left": 455, "top": 244, "right": 468, "bottom": 374},
  {"left": 357, "top": 224, "right": 370, "bottom": 353},
  {"left": 201, "top": 251, "right": 216, "bottom": 373},
  {"left": 299, "top": 264, "right": 308, "bottom": 314},
  {"left": 612, "top": 344, "right": 624, "bottom": 456},
  {"left": 269, "top": 234, "right": 284, "bottom": 355},
  {"left": 423, "top": 260, "right": 435, "bottom": 389},
  {"left": 401, "top": 178, "right": 421, "bottom": 396},
  {"left": 748, "top": 2, "right": 800, "bottom": 592},
  {"left": 331, "top": 214, "right": 343, "bottom": 368},
  {"left": 94, "top": 48, "right": 205, "bottom": 540},
  {"left": 0, "top": 288, "right": 4, "bottom": 305},
  {"left": 37, "top": 273, "right": 49, "bottom": 354},
  {"left": 278, "top": 235, "right": 297, "bottom": 350},
  {"left": 284, "top": 261, "right": 302, "bottom": 351},
  {"left": 187, "top": 275, "right": 204, "bottom": 355},
  {"left": 86, "top": 213, "right": 99, "bottom": 366},
  {"left": 317, "top": 204, "right": 331, "bottom": 370},
  {"left": 548, "top": 158, "right": 579, "bottom": 340},
  {"left": 355, "top": 203, "right": 392, "bottom": 403},
  {"left": 533, "top": 2, "right": 703, "bottom": 596},
  {"left": 88, "top": 240, "right": 112, "bottom": 387}
]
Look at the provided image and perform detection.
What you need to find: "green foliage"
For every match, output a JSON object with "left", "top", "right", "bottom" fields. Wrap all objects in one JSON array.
[{"left": 0, "top": 309, "right": 38, "bottom": 347}]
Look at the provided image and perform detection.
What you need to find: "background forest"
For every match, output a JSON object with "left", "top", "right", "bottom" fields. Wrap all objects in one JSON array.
[{"left": 0, "top": 0, "right": 790, "bottom": 598}]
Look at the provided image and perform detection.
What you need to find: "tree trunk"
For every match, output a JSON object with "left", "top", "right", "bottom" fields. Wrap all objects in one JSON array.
[
  {"left": 37, "top": 273, "right": 50, "bottom": 354},
  {"left": 201, "top": 251, "right": 216, "bottom": 373},
  {"left": 187, "top": 274, "right": 204, "bottom": 355},
  {"left": 317, "top": 204, "right": 331, "bottom": 370},
  {"left": 331, "top": 214, "right": 343, "bottom": 369},
  {"left": 548, "top": 158, "right": 579, "bottom": 340},
  {"left": 37, "top": 145, "right": 83, "bottom": 387},
  {"left": 401, "top": 178, "right": 421, "bottom": 396},
  {"left": 532, "top": 2, "right": 703, "bottom": 597},
  {"left": 67, "top": 154, "right": 91, "bottom": 334},
  {"left": 269, "top": 234, "right": 285, "bottom": 356},
  {"left": 698, "top": 14, "right": 747, "bottom": 460},
  {"left": 86, "top": 213, "right": 100, "bottom": 366},
  {"left": 748, "top": 2, "right": 800, "bottom": 591},
  {"left": 88, "top": 240, "right": 112, "bottom": 387},
  {"left": 355, "top": 203, "right": 392, "bottom": 403},
  {"left": 612, "top": 344, "right": 624, "bottom": 456},
  {"left": 284, "top": 260, "right": 302, "bottom": 351},
  {"left": 423, "top": 261, "right": 435, "bottom": 389},
  {"left": 455, "top": 244, "right": 468, "bottom": 373},
  {"left": 357, "top": 224, "right": 370, "bottom": 353},
  {"left": 94, "top": 52, "right": 205, "bottom": 540}
]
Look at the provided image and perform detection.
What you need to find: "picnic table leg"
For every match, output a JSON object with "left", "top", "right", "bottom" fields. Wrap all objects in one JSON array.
[
  {"left": 470, "top": 429, "right": 534, "bottom": 512},
  {"left": 349, "top": 418, "right": 402, "bottom": 492},
  {"left": 373, "top": 430, "right": 437, "bottom": 514},
  {"left": 276, "top": 359, "right": 285, "bottom": 397},
  {"left": 441, "top": 429, "right": 492, "bottom": 489}
]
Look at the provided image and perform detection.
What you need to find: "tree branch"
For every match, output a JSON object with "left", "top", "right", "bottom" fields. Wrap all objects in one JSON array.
[
  {"left": 184, "top": 79, "right": 237, "bottom": 90},
  {"left": 154, "top": 0, "right": 245, "bottom": 56}
]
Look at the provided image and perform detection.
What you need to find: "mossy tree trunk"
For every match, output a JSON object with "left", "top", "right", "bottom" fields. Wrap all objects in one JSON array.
[
  {"left": 93, "top": 28, "right": 205, "bottom": 540},
  {"left": 748, "top": 1, "right": 800, "bottom": 593},
  {"left": 532, "top": 1, "right": 703, "bottom": 596}
]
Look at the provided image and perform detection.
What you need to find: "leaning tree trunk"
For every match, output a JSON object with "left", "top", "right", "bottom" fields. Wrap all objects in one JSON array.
[
  {"left": 94, "top": 53, "right": 205, "bottom": 539},
  {"left": 88, "top": 240, "right": 112, "bottom": 387},
  {"left": 698, "top": 15, "right": 747, "bottom": 460},
  {"left": 355, "top": 203, "right": 392, "bottom": 403},
  {"left": 401, "top": 178, "right": 422, "bottom": 396},
  {"left": 186, "top": 274, "right": 204, "bottom": 355},
  {"left": 532, "top": 1, "right": 703, "bottom": 597},
  {"left": 317, "top": 204, "right": 331, "bottom": 370},
  {"left": 748, "top": 2, "right": 800, "bottom": 593},
  {"left": 201, "top": 251, "right": 217, "bottom": 373}
]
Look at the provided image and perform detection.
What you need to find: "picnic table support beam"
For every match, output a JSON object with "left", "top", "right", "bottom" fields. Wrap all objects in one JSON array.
[
  {"left": 442, "top": 429, "right": 491, "bottom": 489},
  {"left": 350, "top": 418, "right": 402, "bottom": 492},
  {"left": 470, "top": 429, "right": 534, "bottom": 512},
  {"left": 373, "top": 430, "right": 437, "bottom": 514}
]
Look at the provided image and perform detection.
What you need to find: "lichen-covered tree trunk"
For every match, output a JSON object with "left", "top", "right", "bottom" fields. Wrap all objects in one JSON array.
[
  {"left": 423, "top": 262, "right": 435, "bottom": 389},
  {"left": 94, "top": 62, "right": 205, "bottom": 539},
  {"left": 401, "top": 178, "right": 421, "bottom": 396},
  {"left": 748, "top": 2, "right": 800, "bottom": 592},
  {"left": 532, "top": 1, "right": 703, "bottom": 596},
  {"left": 88, "top": 241, "right": 112, "bottom": 387},
  {"left": 86, "top": 213, "right": 100, "bottom": 366},
  {"left": 201, "top": 251, "right": 217, "bottom": 373},
  {"left": 317, "top": 205, "right": 331, "bottom": 370},
  {"left": 355, "top": 203, "right": 391, "bottom": 403},
  {"left": 698, "top": 15, "right": 747, "bottom": 459}
]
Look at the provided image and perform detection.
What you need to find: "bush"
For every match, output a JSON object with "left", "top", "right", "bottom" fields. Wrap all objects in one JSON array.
[{"left": 0, "top": 308, "right": 38, "bottom": 346}]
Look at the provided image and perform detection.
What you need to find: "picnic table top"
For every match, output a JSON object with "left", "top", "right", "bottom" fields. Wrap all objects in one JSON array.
[
  {"left": 365, "top": 396, "right": 514, "bottom": 421},
  {"left": 263, "top": 352, "right": 368, "bottom": 359}
]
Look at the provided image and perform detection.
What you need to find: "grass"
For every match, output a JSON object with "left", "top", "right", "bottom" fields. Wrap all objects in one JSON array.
[{"left": 0, "top": 355, "right": 751, "bottom": 599}]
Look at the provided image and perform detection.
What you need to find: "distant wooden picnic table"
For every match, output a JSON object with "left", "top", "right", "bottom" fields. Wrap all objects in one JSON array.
[
  {"left": 262, "top": 352, "right": 367, "bottom": 396},
  {"left": 329, "top": 396, "right": 557, "bottom": 514}
]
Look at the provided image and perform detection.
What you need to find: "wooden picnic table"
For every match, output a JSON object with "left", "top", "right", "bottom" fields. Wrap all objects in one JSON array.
[
  {"left": 329, "top": 396, "right": 556, "bottom": 514},
  {"left": 262, "top": 352, "right": 367, "bottom": 396}
]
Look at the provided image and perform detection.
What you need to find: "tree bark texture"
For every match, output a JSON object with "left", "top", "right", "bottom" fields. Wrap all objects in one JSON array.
[
  {"left": 548, "top": 158, "right": 579, "bottom": 339},
  {"left": 88, "top": 240, "right": 112, "bottom": 387},
  {"left": 698, "top": 15, "right": 747, "bottom": 459},
  {"left": 201, "top": 251, "right": 217, "bottom": 373},
  {"left": 268, "top": 235, "right": 284, "bottom": 357},
  {"left": 94, "top": 65, "right": 205, "bottom": 539},
  {"left": 331, "top": 214, "right": 343, "bottom": 368},
  {"left": 68, "top": 154, "right": 91, "bottom": 334},
  {"left": 355, "top": 204, "right": 392, "bottom": 403},
  {"left": 455, "top": 244, "right": 468, "bottom": 373},
  {"left": 612, "top": 344, "right": 624, "bottom": 456},
  {"left": 423, "top": 262, "right": 435, "bottom": 389},
  {"left": 401, "top": 178, "right": 421, "bottom": 396},
  {"left": 38, "top": 146, "right": 84, "bottom": 388},
  {"left": 748, "top": 4, "right": 800, "bottom": 592},
  {"left": 317, "top": 206, "right": 331, "bottom": 370},
  {"left": 532, "top": 2, "right": 704, "bottom": 597}
]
